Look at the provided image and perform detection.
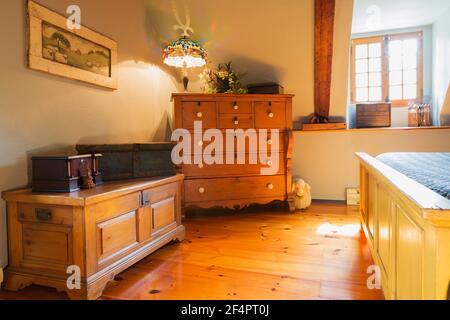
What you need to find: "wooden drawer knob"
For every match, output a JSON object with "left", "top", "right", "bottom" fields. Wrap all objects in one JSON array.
[
  {"left": 196, "top": 112, "right": 203, "bottom": 118},
  {"left": 266, "top": 160, "right": 273, "bottom": 166},
  {"left": 267, "top": 183, "right": 274, "bottom": 190},
  {"left": 233, "top": 103, "right": 239, "bottom": 110},
  {"left": 268, "top": 112, "right": 274, "bottom": 118},
  {"left": 198, "top": 187, "right": 205, "bottom": 194},
  {"left": 234, "top": 117, "right": 239, "bottom": 125},
  {"left": 267, "top": 139, "right": 273, "bottom": 145}
]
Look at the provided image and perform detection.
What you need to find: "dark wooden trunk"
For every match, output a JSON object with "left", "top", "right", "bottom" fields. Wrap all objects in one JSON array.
[
  {"left": 76, "top": 143, "right": 176, "bottom": 181},
  {"left": 247, "top": 83, "right": 284, "bottom": 94}
]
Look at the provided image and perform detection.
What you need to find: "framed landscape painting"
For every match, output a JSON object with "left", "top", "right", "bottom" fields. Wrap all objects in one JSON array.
[{"left": 27, "top": 1, "right": 118, "bottom": 89}]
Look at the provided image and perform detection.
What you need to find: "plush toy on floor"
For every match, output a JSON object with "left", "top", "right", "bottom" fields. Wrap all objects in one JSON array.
[{"left": 292, "top": 178, "right": 312, "bottom": 210}]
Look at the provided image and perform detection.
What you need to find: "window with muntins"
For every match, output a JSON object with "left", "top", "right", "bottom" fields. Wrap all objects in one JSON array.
[{"left": 351, "top": 32, "right": 423, "bottom": 107}]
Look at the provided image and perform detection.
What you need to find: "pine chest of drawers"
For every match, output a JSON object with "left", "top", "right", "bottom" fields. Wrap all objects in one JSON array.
[
  {"left": 1, "top": 175, "right": 185, "bottom": 300},
  {"left": 173, "top": 94, "right": 295, "bottom": 212}
]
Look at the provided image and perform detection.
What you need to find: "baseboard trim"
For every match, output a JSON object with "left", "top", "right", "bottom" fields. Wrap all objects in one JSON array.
[{"left": 312, "top": 199, "right": 346, "bottom": 205}]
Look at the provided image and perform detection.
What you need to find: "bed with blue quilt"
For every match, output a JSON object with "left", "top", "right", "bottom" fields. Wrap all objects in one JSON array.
[
  {"left": 376, "top": 153, "right": 450, "bottom": 200},
  {"left": 356, "top": 153, "right": 450, "bottom": 300}
]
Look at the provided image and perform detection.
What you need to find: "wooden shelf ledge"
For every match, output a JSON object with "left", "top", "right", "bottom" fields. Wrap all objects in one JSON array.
[{"left": 294, "top": 126, "right": 450, "bottom": 134}]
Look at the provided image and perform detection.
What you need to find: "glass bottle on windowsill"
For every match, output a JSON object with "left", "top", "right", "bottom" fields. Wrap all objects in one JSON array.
[
  {"left": 419, "top": 104, "right": 431, "bottom": 127},
  {"left": 408, "top": 104, "right": 419, "bottom": 127}
]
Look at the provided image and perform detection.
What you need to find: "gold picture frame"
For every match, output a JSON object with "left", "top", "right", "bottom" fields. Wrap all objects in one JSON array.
[{"left": 27, "top": 1, "right": 118, "bottom": 89}]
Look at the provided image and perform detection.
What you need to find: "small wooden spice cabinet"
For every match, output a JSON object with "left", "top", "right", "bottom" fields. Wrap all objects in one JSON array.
[{"left": 1, "top": 175, "right": 185, "bottom": 300}]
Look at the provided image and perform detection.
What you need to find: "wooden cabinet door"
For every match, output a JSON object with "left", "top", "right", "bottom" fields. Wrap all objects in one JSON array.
[
  {"left": 93, "top": 192, "right": 140, "bottom": 269},
  {"left": 21, "top": 223, "right": 73, "bottom": 272},
  {"left": 395, "top": 204, "right": 424, "bottom": 300},
  {"left": 13, "top": 203, "right": 74, "bottom": 273},
  {"left": 151, "top": 197, "right": 176, "bottom": 233},
  {"left": 367, "top": 176, "right": 377, "bottom": 241},
  {"left": 376, "top": 186, "right": 392, "bottom": 282},
  {"left": 138, "top": 182, "right": 180, "bottom": 240},
  {"left": 360, "top": 166, "right": 368, "bottom": 224},
  {"left": 97, "top": 211, "right": 138, "bottom": 266}
]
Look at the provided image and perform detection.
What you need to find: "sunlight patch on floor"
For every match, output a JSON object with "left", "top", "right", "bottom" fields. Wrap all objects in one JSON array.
[{"left": 316, "top": 223, "right": 361, "bottom": 237}]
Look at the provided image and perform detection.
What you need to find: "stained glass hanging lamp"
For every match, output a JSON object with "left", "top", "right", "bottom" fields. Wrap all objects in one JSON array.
[{"left": 163, "top": 3, "right": 207, "bottom": 92}]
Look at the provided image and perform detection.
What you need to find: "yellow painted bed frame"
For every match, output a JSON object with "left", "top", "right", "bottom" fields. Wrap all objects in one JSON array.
[{"left": 357, "top": 152, "right": 450, "bottom": 300}]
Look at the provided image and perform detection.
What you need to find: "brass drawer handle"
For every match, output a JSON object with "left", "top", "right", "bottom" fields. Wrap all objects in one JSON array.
[
  {"left": 266, "top": 160, "right": 273, "bottom": 166},
  {"left": 196, "top": 112, "right": 203, "bottom": 118},
  {"left": 234, "top": 117, "right": 239, "bottom": 125},
  {"left": 267, "top": 139, "right": 273, "bottom": 145},
  {"left": 198, "top": 187, "right": 205, "bottom": 194},
  {"left": 35, "top": 208, "right": 53, "bottom": 222},
  {"left": 266, "top": 183, "right": 274, "bottom": 190},
  {"left": 233, "top": 103, "right": 239, "bottom": 110},
  {"left": 268, "top": 112, "right": 274, "bottom": 118}
]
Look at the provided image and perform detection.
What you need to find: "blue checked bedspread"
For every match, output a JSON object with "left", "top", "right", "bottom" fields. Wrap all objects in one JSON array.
[{"left": 376, "top": 153, "right": 450, "bottom": 200}]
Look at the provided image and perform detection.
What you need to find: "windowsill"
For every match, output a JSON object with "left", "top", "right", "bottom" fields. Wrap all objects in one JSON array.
[
  {"left": 294, "top": 126, "right": 450, "bottom": 133},
  {"left": 351, "top": 101, "right": 422, "bottom": 108}
]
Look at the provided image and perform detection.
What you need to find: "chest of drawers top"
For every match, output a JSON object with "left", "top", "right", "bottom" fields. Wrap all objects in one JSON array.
[
  {"left": 172, "top": 93, "right": 295, "bottom": 100},
  {"left": 173, "top": 93, "right": 294, "bottom": 131}
]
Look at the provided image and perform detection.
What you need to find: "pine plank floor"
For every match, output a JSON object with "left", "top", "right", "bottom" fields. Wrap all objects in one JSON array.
[{"left": 0, "top": 202, "right": 384, "bottom": 300}]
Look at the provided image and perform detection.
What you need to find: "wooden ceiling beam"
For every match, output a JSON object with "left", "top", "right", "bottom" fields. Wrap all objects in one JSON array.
[{"left": 314, "top": 0, "right": 336, "bottom": 121}]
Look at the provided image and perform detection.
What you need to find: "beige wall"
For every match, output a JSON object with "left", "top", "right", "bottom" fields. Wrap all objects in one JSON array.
[
  {"left": 0, "top": 0, "right": 180, "bottom": 267},
  {"left": 433, "top": 6, "right": 450, "bottom": 125},
  {"left": 146, "top": 0, "right": 353, "bottom": 121},
  {"left": 330, "top": 0, "right": 354, "bottom": 118},
  {"left": 146, "top": 0, "right": 314, "bottom": 119},
  {"left": 293, "top": 130, "right": 450, "bottom": 200}
]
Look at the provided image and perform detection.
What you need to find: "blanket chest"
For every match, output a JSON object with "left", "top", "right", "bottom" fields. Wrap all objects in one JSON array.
[
  {"left": 76, "top": 143, "right": 176, "bottom": 181},
  {"left": 1, "top": 175, "right": 185, "bottom": 300}
]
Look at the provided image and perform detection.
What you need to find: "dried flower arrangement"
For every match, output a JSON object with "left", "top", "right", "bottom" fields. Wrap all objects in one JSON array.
[{"left": 199, "top": 62, "right": 247, "bottom": 94}]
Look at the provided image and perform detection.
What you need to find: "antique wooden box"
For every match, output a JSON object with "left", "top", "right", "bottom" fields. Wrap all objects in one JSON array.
[
  {"left": 76, "top": 143, "right": 176, "bottom": 181},
  {"left": 32, "top": 154, "right": 102, "bottom": 193},
  {"left": 356, "top": 103, "right": 391, "bottom": 128},
  {"left": 247, "top": 83, "right": 285, "bottom": 94}
]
